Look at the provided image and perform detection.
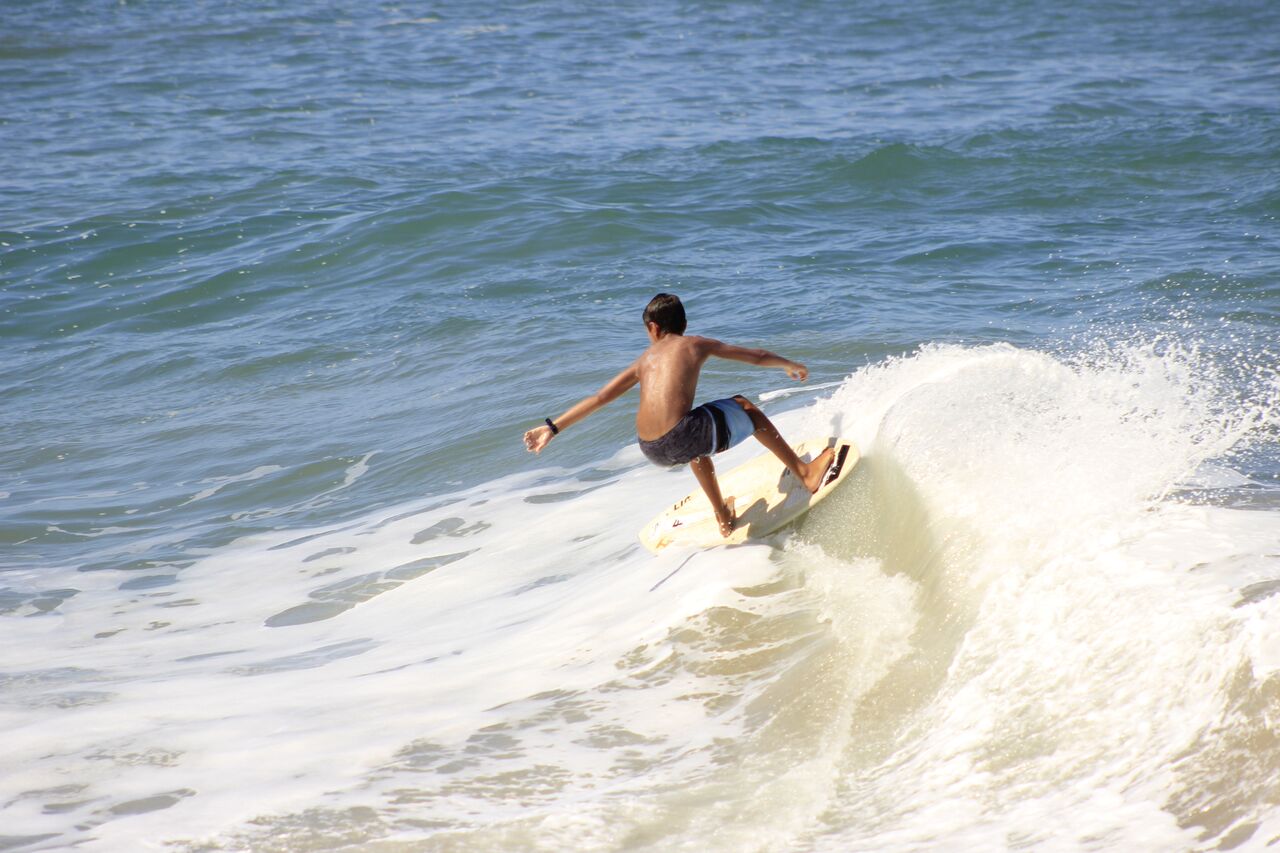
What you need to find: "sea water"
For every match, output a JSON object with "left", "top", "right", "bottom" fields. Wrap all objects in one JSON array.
[{"left": 3, "top": 0, "right": 1280, "bottom": 850}]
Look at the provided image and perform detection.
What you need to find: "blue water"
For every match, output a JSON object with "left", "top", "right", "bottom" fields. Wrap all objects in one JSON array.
[{"left": 3, "top": 1, "right": 1280, "bottom": 849}]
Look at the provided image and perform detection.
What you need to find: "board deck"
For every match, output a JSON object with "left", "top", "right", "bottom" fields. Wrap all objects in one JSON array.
[{"left": 638, "top": 437, "right": 859, "bottom": 553}]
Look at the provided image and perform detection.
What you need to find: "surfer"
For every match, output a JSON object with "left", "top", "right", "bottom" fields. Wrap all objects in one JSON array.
[{"left": 523, "top": 293, "right": 835, "bottom": 537}]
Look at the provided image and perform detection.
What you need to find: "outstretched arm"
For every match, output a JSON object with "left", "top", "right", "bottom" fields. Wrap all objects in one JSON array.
[
  {"left": 523, "top": 361, "right": 640, "bottom": 454},
  {"left": 701, "top": 338, "right": 809, "bottom": 380}
]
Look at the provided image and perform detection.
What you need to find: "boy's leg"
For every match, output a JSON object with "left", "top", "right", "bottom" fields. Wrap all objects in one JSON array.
[
  {"left": 690, "top": 455, "right": 735, "bottom": 538},
  {"left": 732, "top": 395, "right": 834, "bottom": 493}
]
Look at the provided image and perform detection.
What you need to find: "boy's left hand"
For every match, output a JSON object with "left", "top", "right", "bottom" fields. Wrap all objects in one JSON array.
[{"left": 523, "top": 425, "right": 554, "bottom": 453}]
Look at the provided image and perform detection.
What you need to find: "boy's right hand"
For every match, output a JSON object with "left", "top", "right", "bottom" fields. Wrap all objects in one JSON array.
[
  {"left": 523, "top": 425, "right": 554, "bottom": 454},
  {"left": 785, "top": 361, "right": 809, "bottom": 381}
]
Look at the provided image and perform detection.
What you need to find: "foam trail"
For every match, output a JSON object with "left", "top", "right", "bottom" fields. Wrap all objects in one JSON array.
[
  {"left": 177, "top": 465, "right": 283, "bottom": 506},
  {"left": 758, "top": 379, "right": 845, "bottom": 402}
]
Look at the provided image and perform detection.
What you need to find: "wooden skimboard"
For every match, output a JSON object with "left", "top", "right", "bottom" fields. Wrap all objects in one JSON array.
[{"left": 639, "top": 437, "right": 859, "bottom": 553}]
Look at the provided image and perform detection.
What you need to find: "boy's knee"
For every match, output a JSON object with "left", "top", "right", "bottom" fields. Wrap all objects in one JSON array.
[{"left": 733, "top": 395, "right": 770, "bottom": 428}]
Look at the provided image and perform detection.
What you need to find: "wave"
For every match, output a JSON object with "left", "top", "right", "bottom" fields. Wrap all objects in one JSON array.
[{"left": 1, "top": 342, "right": 1278, "bottom": 850}]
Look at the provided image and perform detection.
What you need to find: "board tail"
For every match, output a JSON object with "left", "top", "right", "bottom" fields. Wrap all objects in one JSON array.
[{"left": 822, "top": 443, "right": 852, "bottom": 488}]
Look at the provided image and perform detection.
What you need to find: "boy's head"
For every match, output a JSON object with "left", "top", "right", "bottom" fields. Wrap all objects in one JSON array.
[{"left": 643, "top": 293, "right": 686, "bottom": 336}]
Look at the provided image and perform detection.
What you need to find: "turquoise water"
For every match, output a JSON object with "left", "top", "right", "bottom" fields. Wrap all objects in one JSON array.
[{"left": 3, "top": 1, "right": 1280, "bottom": 850}]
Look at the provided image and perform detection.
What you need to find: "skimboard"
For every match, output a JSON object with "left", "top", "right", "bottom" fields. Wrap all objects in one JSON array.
[{"left": 639, "top": 437, "right": 859, "bottom": 553}]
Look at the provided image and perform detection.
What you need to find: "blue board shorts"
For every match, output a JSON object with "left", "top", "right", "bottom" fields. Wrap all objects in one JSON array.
[{"left": 638, "top": 396, "right": 756, "bottom": 467}]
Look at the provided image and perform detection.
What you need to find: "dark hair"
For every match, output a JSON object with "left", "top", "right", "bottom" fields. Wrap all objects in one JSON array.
[{"left": 642, "top": 293, "right": 686, "bottom": 335}]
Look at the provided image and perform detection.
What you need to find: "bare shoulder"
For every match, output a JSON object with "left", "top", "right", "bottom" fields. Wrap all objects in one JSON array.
[
  {"left": 690, "top": 335, "right": 734, "bottom": 357},
  {"left": 687, "top": 335, "right": 721, "bottom": 353},
  {"left": 632, "top": 347, "right": 652, "bottom": 374}
]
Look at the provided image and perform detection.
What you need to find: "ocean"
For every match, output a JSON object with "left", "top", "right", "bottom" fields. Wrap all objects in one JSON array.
[{"left": 3, "top": 0, "right": 1279, "bottom": 849}]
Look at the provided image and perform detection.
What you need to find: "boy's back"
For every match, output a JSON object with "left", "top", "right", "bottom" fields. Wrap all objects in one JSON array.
[{"left": 634, "top": 335, "right": 714, "bottom": 441}]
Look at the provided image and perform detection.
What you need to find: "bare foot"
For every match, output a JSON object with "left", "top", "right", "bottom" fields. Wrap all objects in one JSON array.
[
  {"left": 800, "top": 448, "right": 836, "bottom": 493},
  {"left": 715, "top": 496, "right": 736, "bottom": 538}
]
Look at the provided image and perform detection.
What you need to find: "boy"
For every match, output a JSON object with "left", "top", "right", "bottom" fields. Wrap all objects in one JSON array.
[{"left": 522, "top": 293, "right": 835, "bottom": 538}]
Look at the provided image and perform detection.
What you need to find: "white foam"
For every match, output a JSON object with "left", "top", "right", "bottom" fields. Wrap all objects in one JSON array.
[{"left": 177, "top": 464, "right": 284, "bottom": 506}]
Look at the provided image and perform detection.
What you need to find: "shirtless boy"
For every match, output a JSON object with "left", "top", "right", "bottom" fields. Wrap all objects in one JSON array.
[{"left": 522, "top": 293, "right": 835, "bottom": 538}]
